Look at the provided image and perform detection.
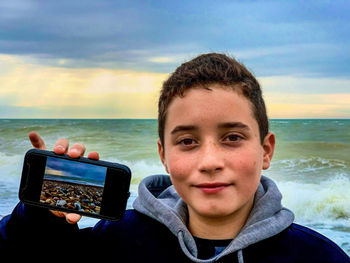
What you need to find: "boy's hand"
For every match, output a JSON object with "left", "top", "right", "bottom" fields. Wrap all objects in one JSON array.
[{"left": 28, "top": 131, "right": 100, "bottom": 224}]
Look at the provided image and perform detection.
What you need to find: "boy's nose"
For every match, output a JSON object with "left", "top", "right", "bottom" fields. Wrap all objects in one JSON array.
[{"left": 197, "top": 141, "right": 224, "bottom": 175}]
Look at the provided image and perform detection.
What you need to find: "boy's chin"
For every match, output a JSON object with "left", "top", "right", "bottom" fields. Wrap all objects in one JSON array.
[{"left": 190, "top": 205, "right": 239, "bottom": 219}]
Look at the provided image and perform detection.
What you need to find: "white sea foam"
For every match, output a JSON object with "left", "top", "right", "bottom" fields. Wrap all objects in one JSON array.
[
  {"left": 0, "top": 152, "right": 23, "bottom": 185},
  {"left": 103, "top": 156, "right": 166, "bottom": 183},
  {"left": 0, "top": 152, "right": 24, "bottom": 216},
  {"left": 277, "top": 175, "right": 350, "bottom": 226},
  {"left": 275, "top": 175, "right": 350, "bottom": 255},
  {"left": 273, "top": 157, "right": 348, "bottom": 171}
]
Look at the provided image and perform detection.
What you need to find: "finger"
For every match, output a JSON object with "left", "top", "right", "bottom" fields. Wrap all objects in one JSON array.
[
  {"left": 28, "top": 131, "right": 46, "bottom": 150},
  {"left": 50, "top": 210, "right": 66, "bottom": 217},
  {"left": 68, "top": 142, "right": 86, "bottom": 158},
  {"left": 54, "top": 138, "right": 69, "bottom": 154},
  {"left": 65, "top": 213, "right": 82, "bottom": 224},
  {"left": 87, "top": 151, "right": 100, "bottom": 160},
  {"left": 50, "top": 210, "right": 81, "bottom": 224}
]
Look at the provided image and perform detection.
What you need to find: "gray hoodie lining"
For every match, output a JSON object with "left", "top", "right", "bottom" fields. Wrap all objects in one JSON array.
[{"left": 133, "top": 175, "right": 294, "bottom": 263}]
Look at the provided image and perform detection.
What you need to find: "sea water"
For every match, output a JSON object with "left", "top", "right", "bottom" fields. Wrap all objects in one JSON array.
[{"left": 0, "top": 119, "right": 349, "bottom": 255}]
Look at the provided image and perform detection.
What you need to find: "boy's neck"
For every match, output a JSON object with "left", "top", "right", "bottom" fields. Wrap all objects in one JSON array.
[{"left": 187, "top": 198, "right": 254, "bottom": 240}]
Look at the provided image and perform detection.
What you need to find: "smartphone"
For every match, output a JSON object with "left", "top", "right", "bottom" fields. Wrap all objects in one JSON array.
[{"left": 19, "top": 149, "right": 131, "bottom": 221}]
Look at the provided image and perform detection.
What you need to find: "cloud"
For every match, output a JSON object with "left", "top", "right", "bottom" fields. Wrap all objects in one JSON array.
[
  {"left": 0, "top": 93, "right": 159, "bottom": 119},
  {"left": 148, "top": 56, "right": 179, "bottom": 64},
  {"left": 267, "top": 102, "right": 350, "bottom": 119},
  {"left": 0, "top": 54, "right": 166, "bottom": 118},
  {"left": 259, "top": 75, "right": 350, "bottom": 94},
  {"left": 265, "top": 93, "right": 350, "bottom": 119},
  {"left": 0, "top": 1, "right": 349, "bottom": 76},
  {"left": 0, "top": 0, "right": 37, "bottom": 19},
  {"left": 1, "top": 54, "right": 349, "bottom": 119},
  {"left": 87, "top": 70, "right": 168, "bottom": 93},
  {"left": 261, "top": 75, "right": 350, "bottom": 118}
]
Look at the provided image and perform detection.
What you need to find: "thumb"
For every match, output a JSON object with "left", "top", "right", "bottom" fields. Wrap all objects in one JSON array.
[
  {"left": 28, "top": 131, "right": 47, "bottom": 150},
  {"left": 66, "top": 213, "right": 82, "bottom": 224},
  {"left": 50, "top": 210, "right": 82, "bottom": 224}
]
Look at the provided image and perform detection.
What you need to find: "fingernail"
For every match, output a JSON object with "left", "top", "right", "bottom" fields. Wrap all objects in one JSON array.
[
  {"left": 54, "top": 145, "right": 64, "bottom": 151},
  {"left": 69, "top": 148, "right": 79, "bottom": 156}
]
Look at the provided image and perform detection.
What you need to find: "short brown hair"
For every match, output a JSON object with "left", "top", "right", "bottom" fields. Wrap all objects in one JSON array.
[{"left": 158, "top": 53, "right": 269, "bottom": 146}]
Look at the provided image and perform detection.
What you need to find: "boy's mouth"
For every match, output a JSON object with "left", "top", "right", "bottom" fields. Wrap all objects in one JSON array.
[{"left": 194, "top": 182, "right": 231, "bottom": 194}]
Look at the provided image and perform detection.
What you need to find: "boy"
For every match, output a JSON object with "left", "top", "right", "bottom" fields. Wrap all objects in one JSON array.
[{"left": 1, "top": 53, "right": 349, "bottom": 262}]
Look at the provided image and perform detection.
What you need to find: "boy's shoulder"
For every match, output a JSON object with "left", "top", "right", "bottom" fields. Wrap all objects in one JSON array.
[
  {"left": 287, "top": 223, "right": 347, "bottom": 254},
  {"left": 287, "top": 223, "right": 350, "bottom": 262},
  {"left": 288, "top": 223, "right": 341, "bottom": 246},
  {"left": 245, "top": 223, "right": 350, "bottom": 263}
]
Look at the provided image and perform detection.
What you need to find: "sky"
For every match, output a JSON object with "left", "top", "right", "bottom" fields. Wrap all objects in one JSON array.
[{"left": 0, "top": 0, "right": 349, "bottom": 119}]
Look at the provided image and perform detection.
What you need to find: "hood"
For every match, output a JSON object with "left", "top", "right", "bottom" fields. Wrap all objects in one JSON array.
[{"left": 133, "top": 174, "right": 294, "bottom": 263}]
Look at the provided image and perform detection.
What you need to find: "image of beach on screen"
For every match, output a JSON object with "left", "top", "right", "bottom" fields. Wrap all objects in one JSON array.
[{"left": 39, "top": 156, "right": 107, "bottom": 215}]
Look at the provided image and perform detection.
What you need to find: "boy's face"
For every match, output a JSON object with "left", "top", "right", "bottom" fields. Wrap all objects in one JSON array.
[{"left": 158, "top": 85, "right": 275, "bottom": 222}]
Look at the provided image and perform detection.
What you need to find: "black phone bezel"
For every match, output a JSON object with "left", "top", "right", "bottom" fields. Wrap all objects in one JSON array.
[{"left": 19, "top": 149, "right": 131, "bottom": 221}]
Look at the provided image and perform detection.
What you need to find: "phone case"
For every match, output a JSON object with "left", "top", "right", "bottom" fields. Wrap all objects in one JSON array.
[{"left": 19, "top": 148, "right": 131, "bottom": 221}]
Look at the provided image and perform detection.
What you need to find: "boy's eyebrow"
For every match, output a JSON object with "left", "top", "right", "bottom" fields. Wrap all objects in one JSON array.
[
  {"left": 170, "top": 125, "right": 198, "bottom": 135},
  {"left": 170, "top": 122, "right": 250, "bottom": 135},
  {"left": 218, "top": 122, "right": 251, "bottom": 131}
]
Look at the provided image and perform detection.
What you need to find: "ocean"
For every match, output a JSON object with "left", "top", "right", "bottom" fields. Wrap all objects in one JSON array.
[{"left": 0, "top": 119, "right": 349, "bottom": 255}]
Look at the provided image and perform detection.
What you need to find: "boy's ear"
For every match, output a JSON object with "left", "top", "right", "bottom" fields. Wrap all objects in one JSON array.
[
  {"left": 157, "top": 139, "right": 169, "bottom": 173},
  {"left": 262, "top": 132, "right": 275, "bottom": 170}
]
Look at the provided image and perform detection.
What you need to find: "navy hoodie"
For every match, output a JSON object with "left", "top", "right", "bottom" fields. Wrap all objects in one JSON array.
[{"left": 0, "top": 174, "right": 349, "bottom": 262}]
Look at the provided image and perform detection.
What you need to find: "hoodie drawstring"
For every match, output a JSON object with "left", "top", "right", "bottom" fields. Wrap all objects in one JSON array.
[
  {"left": 237, "top": 249, "right": 244, "bottom": 263},
  {"left": 178, "top": 230, "right": 245, "bottom": 263}
]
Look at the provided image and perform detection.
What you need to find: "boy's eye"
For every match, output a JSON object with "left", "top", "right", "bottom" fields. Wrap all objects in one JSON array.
[
  {"left": 180, "top": 138, "right": 196, "bottom": 145},
  {"left": 176, "top": 137, "right": 197, "bottom": 147},
  {"left": 224, "top": 134, "right": 243, "bottom": 142}
]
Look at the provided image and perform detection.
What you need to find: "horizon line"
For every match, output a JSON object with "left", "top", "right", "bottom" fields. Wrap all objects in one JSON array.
[{"left": 1, "top": 117, "right": 349, "bottom": 120}]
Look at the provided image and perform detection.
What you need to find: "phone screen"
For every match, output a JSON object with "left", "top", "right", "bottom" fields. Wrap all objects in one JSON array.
[
  {"left": 40, "top": 157, "right": 107, "bottom": 215},
  {"left": 20, "top": 149, "right": 131, "bottom": 221}
]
